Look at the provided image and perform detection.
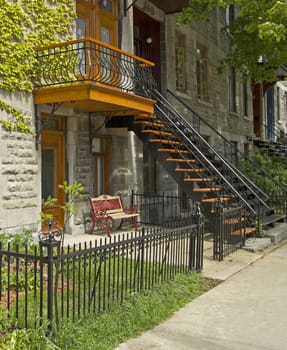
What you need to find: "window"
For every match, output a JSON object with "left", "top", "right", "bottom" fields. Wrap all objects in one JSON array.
[
  {"left": 196, "top": 44, "right": 209, "bottom": 100},
  {"left": 76, "top": 0, "right": 118, "bottom": 44},
  {"left": 277, "top": 86, "right": 280, "bottom": 121},
  {"left": 229, "top": 66, "right": 237, "bottom": 113},
  {"left": 226, "top": 5, "right": 235, "bottom": 38},
  {"left": 99, "top": 0, "right": 114, "bottom": 14},
  {"left": 231, "top": 141, "right": 238, "bottom": 164},
  {"left": 244, "top": 143, "right": 249, "bottom": 157},
  {"left": 143, "top": 150, "right": 157, "bottom": 194},
  {"left": 175, "top": 33, "right": 186, "bottom": 92},
  {"left": 242, "top": 82, "right": 248, "bottom": 116},
  {"left": 92, "top": 136, "right": 110, "bottom": 196}
]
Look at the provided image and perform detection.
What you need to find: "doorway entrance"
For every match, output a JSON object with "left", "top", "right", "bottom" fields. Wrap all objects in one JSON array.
[
  {"left": 41, "top": 115, "right": 65, "bottom": 228},
  {"left": 133, "top": 8, "right": 161, "bottom": 89}
]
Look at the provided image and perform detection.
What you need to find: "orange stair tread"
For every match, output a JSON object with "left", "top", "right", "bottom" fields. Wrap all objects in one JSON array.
[
  {"left": 184, "top": 178, "right": 213, "bottom": 182},
  {"left": 176, "top": 168, "right": 205, "bottom": 172},
  {"left": 231, "top": 227, "right": 256, "bottom": 236},
  {"left": 159, "top": 149, "right": 188, "bottom": 153},
  {"left": 201, "top": 197, "right": 230, "bottom": 203},
  {"left": 149, "top": 139, "right": 180, "bottom": 145},
  {"left": 142, "top": 130, "right": 173, "bottom": 136},
  {"left": 193, "top": 187, "right": 222, "bottom": 192},
  {"left": 166, "top": 158, "right": 196, "bottom": 163},
  {"left": 224, "top": 217, "right": 246, "bottom": 224}
]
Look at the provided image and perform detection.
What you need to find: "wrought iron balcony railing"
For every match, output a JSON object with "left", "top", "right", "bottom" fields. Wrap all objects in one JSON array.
[{"left": 33, "top": 37, "right": 156, "bottom": 99}]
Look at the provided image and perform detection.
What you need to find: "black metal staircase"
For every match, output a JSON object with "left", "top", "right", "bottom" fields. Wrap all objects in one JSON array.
[
  {"left": 165, "top": 89, "right": 287, "bottom": 225},
  {"left": 131, "top": 89, "right": 287, "bottom": 240},
  {"left": 253, "top": 138, "right": 287, "bottom": 159}
]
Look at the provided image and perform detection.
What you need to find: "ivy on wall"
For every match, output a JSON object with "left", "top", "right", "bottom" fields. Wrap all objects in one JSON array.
[{"left": 0, "top": 0, "right": 76, "bottom": 133}]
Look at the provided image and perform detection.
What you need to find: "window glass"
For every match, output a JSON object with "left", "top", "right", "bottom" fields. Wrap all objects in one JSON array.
[
  {"left": 196, "top": 44, "right": 209, "bottom": 100},
  {"left": 101, "top": 27, "right": 111, "bottom": 44},
  {"left": 99, "top": 0, "right": 113, "bottom": 13},
  {"left": 96, "top": 158, "right": 104, "bottom": 195},
  {"left": 76, "top": 17, "right": 87, "bottom": 74},
  {"left": 92, "top": 137, "right": 105, "bottom": 153},
  {"left": 242, "top": 82, "right": 248, "bottom": 116},
  {"left": 231, "top": 141, "right": 238, "bottom": 164},
  {"left": 229, "top": 66, "right": 237, "bottom": 112},
  {"left": 175, "top": 33, "right": 186, "bottom": 92},
  {"left": 42, "top": 149, "right": 55, "bottom": 201},
  {"left": 93, "top": 136, "right": 110, "bottom": 196},
  {"left": 42, "top": 118, "right": 61, "bottom": 130},
  {"left": 76, "top": 17, "right": 86, "bottom": 38}
]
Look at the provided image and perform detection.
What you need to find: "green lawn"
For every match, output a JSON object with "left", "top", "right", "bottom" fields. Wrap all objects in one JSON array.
[
  {"left": 1, "top": 272, "right": 219, "bottom": 350},
  {"left": 53, "top": 273, "right": 219, "bottom": 350}
]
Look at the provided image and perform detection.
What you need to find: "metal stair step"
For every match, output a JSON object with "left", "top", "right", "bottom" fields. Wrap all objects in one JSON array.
[
  {"left": 193, "top": 187, "right": 222, "bottom": 193},
  {"left": 142, "top": 130, "right": 173, "bottom": 137},
  {"left": 201, "top": 196, "right": 230, "bottom": 203},
  {"left": 159, "top": 148, "right": 188, "bottom": 154},
  {"left": 166, "top": 158, "right": 196, "bottom": 163},
  {"left": 149, "top": 139, "right": 180, "bottom": 145},
  {"left": 133, "top": 120, "right": 164, "bottom": 127},
  {"left": 231, "top": 227, "right": 256, "bottom": 236},
  {"left": 175, "top": 168, "right": 205, "bottom": 172},
  {"left": 184, "top": 177, "right": 213, "bottom": 182},
  {"left": 261, "top": 214, "right": 287, "bottom": 227}
]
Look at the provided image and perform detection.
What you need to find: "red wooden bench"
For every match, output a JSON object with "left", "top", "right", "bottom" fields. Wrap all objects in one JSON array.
[{"left": 88, "top": 194, "right": 139, "bottom": 237}]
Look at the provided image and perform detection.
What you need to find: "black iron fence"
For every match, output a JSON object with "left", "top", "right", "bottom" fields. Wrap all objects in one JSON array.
[
  {"left": 0, "top": 215, "right": 204, "bottom": 330},
  {"left": 213, "top": 205, "right": 249, "bottom": 261},
  {"left": 130, "top": 192, "right": 194, "bottom": 225}
]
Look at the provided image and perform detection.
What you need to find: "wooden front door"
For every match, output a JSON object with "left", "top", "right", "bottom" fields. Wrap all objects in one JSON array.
[{"left": 41, "top": 116, "right": 65, "bottom": 228}]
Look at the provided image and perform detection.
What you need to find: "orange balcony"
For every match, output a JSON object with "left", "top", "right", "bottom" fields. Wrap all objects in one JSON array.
[{"left": 33, "top": 38, "right": 156, "bottom": 116}]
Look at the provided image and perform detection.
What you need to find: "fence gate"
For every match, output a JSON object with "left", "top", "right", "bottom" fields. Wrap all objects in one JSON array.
[{"left": 213, "top": 205, "right": 245, "bottom": 261}]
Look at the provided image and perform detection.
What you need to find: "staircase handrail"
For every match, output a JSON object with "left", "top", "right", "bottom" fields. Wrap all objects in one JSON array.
[
  {"left": 167, "top": 88, "right": 287, "bottom": 196},
  {"left": 154, "top": 90, "right": 271, "bottom": 213}
]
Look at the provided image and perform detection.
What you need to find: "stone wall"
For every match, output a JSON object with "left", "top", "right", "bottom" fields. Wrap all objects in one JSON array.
[
  {"left": 0, "top": 92, "right": 39, "bottom": 233},
  {"left": 162, "top": 7, "right": 254, "bottom": 152}
]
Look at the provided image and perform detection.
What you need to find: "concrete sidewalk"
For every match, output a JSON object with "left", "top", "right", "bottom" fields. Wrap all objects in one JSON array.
[{"left": 114, "top": 240, "right": 287, "bottom": 350}]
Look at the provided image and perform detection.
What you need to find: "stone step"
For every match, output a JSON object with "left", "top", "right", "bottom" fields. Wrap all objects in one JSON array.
[
  {"left": 265, "top": 222, "right": 287, "bottom": 243},
  {"left": 242, "top": 237, "right": 272, "bottom": 252}
]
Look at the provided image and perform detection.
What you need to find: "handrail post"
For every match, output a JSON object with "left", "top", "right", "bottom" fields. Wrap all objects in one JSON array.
[
  {"left": 38, "top": 221, "right": 62, "bottom": 330},
  {"left": 214, "top": 201, "right": 224, "bottom": 261},
  {"left": 190, "top": 202, "right": 204, "bottom": 271}
]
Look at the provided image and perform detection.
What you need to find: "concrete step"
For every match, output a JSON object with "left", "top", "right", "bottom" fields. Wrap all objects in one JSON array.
[
  {"left": 242, "top": 237, "right": 272, "bottom": 252},
  {"left": 265, "top": 222, "right": 287, "bottom": 243}
]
